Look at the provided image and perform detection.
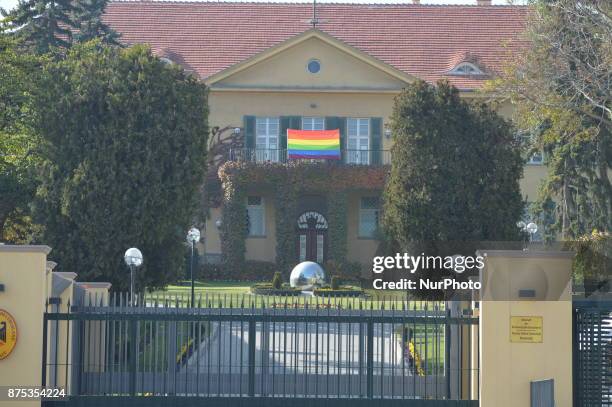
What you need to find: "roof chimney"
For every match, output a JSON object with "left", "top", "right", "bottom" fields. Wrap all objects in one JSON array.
[
  {"left": 477, "top": 0, "right": 492, "bottom": 5},
  {"left": 412, "top": 0, "right": 420, "bottom": 4}
]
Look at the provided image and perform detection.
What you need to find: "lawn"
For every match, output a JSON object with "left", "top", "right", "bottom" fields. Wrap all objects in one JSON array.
[{"left": 148, "top": 280, "right": 445, "bottom": 311}]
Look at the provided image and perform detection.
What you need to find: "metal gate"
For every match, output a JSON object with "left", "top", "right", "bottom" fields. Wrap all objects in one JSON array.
[
  {"left": 42, "top": 294, "right": 479, "bottom": 406},
  {"left": 573, "top": 299, "right": 612, "bottom": 407}
]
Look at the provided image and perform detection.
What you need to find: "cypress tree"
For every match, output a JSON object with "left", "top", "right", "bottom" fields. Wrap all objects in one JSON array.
[
  {"left": 33, "top": 42, "right": 209, "bottom": 290},
  {"left": 382, "top": 80, "right": 524, "bottom": 297}
]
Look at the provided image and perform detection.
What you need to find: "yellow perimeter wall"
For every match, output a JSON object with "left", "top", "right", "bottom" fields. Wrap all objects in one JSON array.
[
  {"left": 0, "top": 245, "right": 51, "bottom": 407},
  {"left": 479, "top": 252, "right": 574, "bottom": 407}
]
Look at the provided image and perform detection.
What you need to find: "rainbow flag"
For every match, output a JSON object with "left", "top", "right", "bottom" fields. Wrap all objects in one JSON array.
[{"left": 287, "top": 129, "right": 340, "bottom": 160}]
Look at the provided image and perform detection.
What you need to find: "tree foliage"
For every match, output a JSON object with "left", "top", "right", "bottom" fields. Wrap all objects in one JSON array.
[
  {"left": 71, "top": 0, "right": 119, "bottom": 45},
  {"left": 382, "top": 80, "right": 523, "bottom": 296},
  {"left": 1, "top": 0, "right": 118, "bottom": 53},
  {"left": 33, "top": 42, "right": 208, "bottom": 290},
  {"left": 0, "top": 33, "right": 42, "bottom": 241},
  {"left": 491, "top": 0, "right": 612, "bottom": 238},
  {"left": 1, "top": 0, "right": 75, "bottom": 53}
]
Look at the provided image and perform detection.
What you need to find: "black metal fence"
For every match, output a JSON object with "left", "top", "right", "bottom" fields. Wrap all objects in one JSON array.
[
  {"left": 573, "top": 299, "right": 612, "bottom": 407},
  {"left": 229, "top": 148, "right": 391, "bottom": 166},
  {"left": 43, "top": 294, "right": 478, "bottom": 406}
]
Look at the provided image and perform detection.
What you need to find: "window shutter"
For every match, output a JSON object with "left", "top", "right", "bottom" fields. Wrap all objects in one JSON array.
[
  {"left": 280, "top": 117, "right": 290, "bottom": 150},
  {"left": 370, "top": 117, "right": 382, "bottom": 165},
  {"left": 280, "top": 116, "right": 301, "bottom": 150},
  {"left": 244, "top": 116, "right": 255, "bottom": 149},
  {"left": 325, "top": 116, "right": 346, "bottom": 161}
]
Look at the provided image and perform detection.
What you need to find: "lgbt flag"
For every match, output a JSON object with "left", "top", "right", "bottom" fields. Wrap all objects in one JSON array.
[{"left": 287, "top": 129, "right": 341, "bottom": 160}]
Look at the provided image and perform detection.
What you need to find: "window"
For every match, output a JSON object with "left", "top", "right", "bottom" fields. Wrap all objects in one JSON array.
[
  {"left": 255, "top": 117, "right": 279, "bottom": 162},
  {"left": 450, "top": 62, "right": 483, "bottom": 76},
  {"left": 347, "top": 118, "right": 370, "bottom": 164},
  {"left": 316, "top": 235, "right": 324, "bottom": 263},
  {"left": 302, "top": 117, "right": 325, "bottom": 131},
  {"left": 359, "top": 197, "right": 380, "bottom": 238},
  {"left": 247, "top": 196, "right": 265, "bottom": 236},
  {"left": 307, "top": 59, "right": 321, "bottom": 74}
]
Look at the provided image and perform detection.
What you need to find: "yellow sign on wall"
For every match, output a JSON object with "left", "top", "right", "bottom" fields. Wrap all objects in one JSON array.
[
  {"left": 510, "top": 316, "right": 543, "bottom": 343},
  {"left": 0, "top": 309, "right": 18, "bottom": 360}
]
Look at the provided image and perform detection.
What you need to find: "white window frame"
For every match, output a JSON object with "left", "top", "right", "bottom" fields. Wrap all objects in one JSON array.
[
  {"left": 347, "top": 118, "right": 370, "bottom": 165},
  {"left": 299, "top": 235, "right": 307, "bottom": 262},
  {"left": 359, "top": 197, "right": 380, "bottom": 238},
  {"left": 302, "top": 117, "right": 325, "bottom": 131},
  {"left": 255, "top": 117, "right": 280, "bottom": 162},
  {"left": 449, "top": 62, "right": 483, "bottom": 76},
  {"left": 247, "top": 196, "right": 265, "bottom": 237}
]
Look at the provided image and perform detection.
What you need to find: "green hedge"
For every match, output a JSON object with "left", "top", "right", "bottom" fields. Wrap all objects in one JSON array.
[{"left": 199, "top": 260, "right": 278, "bottom": 281}]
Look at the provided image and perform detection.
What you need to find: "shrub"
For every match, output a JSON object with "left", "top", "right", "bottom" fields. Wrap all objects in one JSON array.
[
  {"left": 199, "top": 260, "right": 278, "bottom": 281},
  {"left": 331, "top": 275, "right": 340, "bottom": 290},
  {"left": 325, "top": 260, "right": 363, "bottom": 281},
  {"left": 272, "top": 272, "right": 283, "bottom": 289}
]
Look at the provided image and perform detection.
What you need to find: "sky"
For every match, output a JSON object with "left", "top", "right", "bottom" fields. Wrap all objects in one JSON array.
[{"left": 0, "top": 0, "right": 521, "bottom": 13}]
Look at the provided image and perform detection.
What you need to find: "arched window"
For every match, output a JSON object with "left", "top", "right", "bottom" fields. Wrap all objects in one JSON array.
[{"left": 450, "top": 62, "right": 483, "bottom": 76}]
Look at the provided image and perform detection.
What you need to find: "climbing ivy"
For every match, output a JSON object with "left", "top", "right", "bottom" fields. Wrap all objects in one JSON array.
[
  {"left": 327, "top": 191, "right": 348, "bottom": 264},
  {"left": 218, "top": 161, "right": 387, "bottom": 275},
  {"left": 274, "top": 179, "right": 298, "bottom": 273},
  {"left": 218, "top": 170, "right": 247, "bottom": 273}
]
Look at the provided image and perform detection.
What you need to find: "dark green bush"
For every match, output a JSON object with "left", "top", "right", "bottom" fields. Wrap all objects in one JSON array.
[
  {"left": 199, "top": 260, "right": 278, "bottom": 281},
  {"left": 272, "top": 272, "right": 283, "bottom": 289},
  {"left": 331, "top": 275, "right": 340, "bottom": 290}
]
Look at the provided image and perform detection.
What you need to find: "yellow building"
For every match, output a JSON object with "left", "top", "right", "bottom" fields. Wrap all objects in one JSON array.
[{"left": 104, "top": 1, "right": 546, "bottom": 272}]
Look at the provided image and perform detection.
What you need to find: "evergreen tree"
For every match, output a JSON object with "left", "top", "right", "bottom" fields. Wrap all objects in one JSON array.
[
  {"left": 72, "top": 0, "right": 118, "bottom": 45},
  {"left": 0, "top": 33, "right": 42, "bottom": 241},
  {"left": 33, "top": 42, "right": 209, "bottom": 290},
  {"left": 382, "top": 80, "right": 524, "bottom": 297},
  {"left": 1, "top": 0, "right": 76, "bottom": 53}
]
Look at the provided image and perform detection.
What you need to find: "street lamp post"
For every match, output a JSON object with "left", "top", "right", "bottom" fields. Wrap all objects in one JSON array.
[
  {"left": 517, "top": 221, "right": 538, "bottom": 250},
  {"left": 187, "top": 227, "right": 201, "bottom": 308},
  {"left": 124, "top": 248, "right": 143, "bottom": 306}
]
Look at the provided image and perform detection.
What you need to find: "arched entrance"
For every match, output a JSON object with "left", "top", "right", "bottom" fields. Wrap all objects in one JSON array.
[{"left": 296, "top": 211, "right": 328, "bottom": 264}]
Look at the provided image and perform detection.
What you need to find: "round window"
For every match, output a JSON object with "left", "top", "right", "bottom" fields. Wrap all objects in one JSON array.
[{"left": 307, "top": 59, "right": 321, "bottom": 74}]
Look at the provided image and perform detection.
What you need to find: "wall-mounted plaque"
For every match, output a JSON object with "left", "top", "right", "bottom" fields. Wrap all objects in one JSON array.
[{"left": 510, "top": 316, "right": 543, "bottom": 343}]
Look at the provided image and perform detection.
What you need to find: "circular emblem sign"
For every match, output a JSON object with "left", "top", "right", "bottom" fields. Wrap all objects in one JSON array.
[{"left": 0, "top": 309, "right": 17, "bottom": 360}]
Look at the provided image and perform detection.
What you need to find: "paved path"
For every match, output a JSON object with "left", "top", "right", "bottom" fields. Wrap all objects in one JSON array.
[{"left": 186, "top": 321, "right": 408, "bottom": 375}]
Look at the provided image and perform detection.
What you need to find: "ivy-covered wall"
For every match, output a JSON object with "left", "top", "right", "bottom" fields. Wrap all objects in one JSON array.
[
  {"left": 218, "top": 161, "right": 387, "bottom": 275},
  {"left": 327, "top": 191, "right": 348, "bottom": 263}
]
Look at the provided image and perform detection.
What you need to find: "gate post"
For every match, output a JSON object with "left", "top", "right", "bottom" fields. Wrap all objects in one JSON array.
[
  {"left": 0, "top": 245, "right": 51, "bottom": 407},
  {"left": 478, "top": 250, "right": 574, "bottom": 407}
]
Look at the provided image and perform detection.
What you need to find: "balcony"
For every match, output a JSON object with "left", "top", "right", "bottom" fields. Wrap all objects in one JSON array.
[{"left": 229, "top": 148, "right": 391, "bottom": 166}]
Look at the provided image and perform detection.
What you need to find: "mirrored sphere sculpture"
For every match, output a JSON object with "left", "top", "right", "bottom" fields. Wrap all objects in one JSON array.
[{"left": 289, "top": 261, "right": 326, "bottom": 290}]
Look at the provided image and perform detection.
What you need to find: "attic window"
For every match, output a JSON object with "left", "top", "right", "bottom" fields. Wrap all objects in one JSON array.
[
  {"left": 307, "top": 59, "right": 321, "bottom": 74},
  {"left": 450, "top": 62, "right": 483, "bottom": 76}
]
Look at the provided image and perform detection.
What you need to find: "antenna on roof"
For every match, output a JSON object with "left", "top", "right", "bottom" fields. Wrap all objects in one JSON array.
[{"left": 309, "top": 0, "right": 320, "bottom": 28}]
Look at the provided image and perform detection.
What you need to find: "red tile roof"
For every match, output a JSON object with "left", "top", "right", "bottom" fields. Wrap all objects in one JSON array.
[{"left": 103, "top": 1, "right": 528, "bottom": 90}]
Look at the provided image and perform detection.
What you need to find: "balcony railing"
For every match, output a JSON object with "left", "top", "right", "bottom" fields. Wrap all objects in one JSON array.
[{"left": 229, "top": 148, "right": 391, "bottom": 166}]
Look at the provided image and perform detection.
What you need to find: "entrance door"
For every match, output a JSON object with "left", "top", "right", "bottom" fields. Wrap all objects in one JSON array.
[{"left": 296, "top": 211, "right": 328, "bottom": 264}]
